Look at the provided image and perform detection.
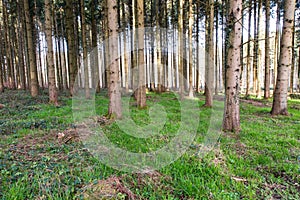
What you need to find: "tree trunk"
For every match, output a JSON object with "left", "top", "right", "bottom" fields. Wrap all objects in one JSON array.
[
  {"left": 204, "top": 0, "right": 214, "bottom": 107},
  {"left": 178, "top": 0, "right": 184, "bottom": 97},
  {"left": 66, "top": 0, "right": 78, "bottom": 96},
  {"left": 264, "top": 0, "right": 271, "bottom": 99},
  {"left": 246, "top": 0, "right": 252, "bottom": 97},
  {"left": 24, "top": 0, "right": 39, "bottom": 97},
  {"left": 215, "top": 4, "right": 219, "bottom": 95},
  {"left": 271, "top": 0, "right": 295, "bottom": 116},
  {"left": 223, "top": 0, "right": 242, "bottom": 132},
  {"left": 289, "top": 12, "right": 295, "bottom": 94},
  {"left": 91, "top": 0, "right": 100, "bottom": 93},
  {"left": 108, "top": 0, "right": 122, "bottom": 119},
  {"left": 188, "top": 0, "right": 194, "bottom": 98},
  {"left": 137, "top": 0, "right": 147, "bottom": 108},
  {"left": 45, "top": 0, "right": 58, "bottom": 105},
  {"left": 80, "top": 0, "right": 90, "bottom": 99},
  {"left": 17, "top": 0, "right": 26, "bottom": 90},
  {"left": 273, "top": 0, "right": 281, "bottom": 94}
]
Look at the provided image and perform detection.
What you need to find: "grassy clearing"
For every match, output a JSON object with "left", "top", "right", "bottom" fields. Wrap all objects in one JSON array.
[{"left": 0, "top": 90, "right": 299, "bottom": 199}]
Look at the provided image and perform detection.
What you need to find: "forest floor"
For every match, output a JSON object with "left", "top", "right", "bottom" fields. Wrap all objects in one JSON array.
[{"left": 0, "top": 90, "right": 299, "bottom": 199}]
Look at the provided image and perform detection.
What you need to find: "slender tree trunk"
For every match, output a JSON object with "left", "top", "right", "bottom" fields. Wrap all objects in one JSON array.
[
  {"left": 122, "top": 1, "right": 129, "bottom": 93},
  {"left": 204, "top": 0, "right": 214, "bottom": 107},
  {"left": 2, "top": 0, "right": 14, "bottom": 89},
  {"left": 196, "top": 1, "right": 200, "bottom": 93},
  {"left": 273, "top": 0, "right": 281, "bottom": 94},
  {"left": 80, "top": 0, "right": 90, "bottom": 99},
  {"left": 246, "top": 0, "right": 252, "bottom": 97},
  {"left": 264, "top": 0, "right": 271, "bottom": 99},
  {"left": 136, "top": 0, "right": 146, "bottom": 108},
  {"left": 256, "top": 0, "right": 262, "bottom": 98},
  {"left": 108, "top": 0, "right": 122, "bottom": 118},
  {"left": 178, "top": 0, "right": 184, "bottom": 97},
  {"left": 45, "top": 0, "right": 58, "bottom": 105},
  {"left": 24, "top": 0, "right": 39, "bottom": 97},
  {"left": 17, "top": 0, "right": 26, "bottom": 90},
  {"left": 215, "top": 4, "right": 219, "bottom": 95},
  {"left": 66, "top": 0, "right": 78, "bottom": 96},
  {"left": 271, "top": 0, "right": 295, "bottom": 115},
  {"left": 223, "top": 0, "right": 242, "bottom": 132},
  {"left": 188, "top": 0, "right": 194, "bottom": 98},
  {"left": 91, "top": 0, "right": 100, "bottom": 93},
  {"left": 289, "top": 12, "right": 295, "bottom": 94},
  {"left": 60, "top": 13, "right": 68, "bottom": 90}
]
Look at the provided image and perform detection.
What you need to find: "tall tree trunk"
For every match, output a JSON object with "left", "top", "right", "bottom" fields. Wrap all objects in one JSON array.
[
  {"left": 264, "top": 0, "right": 271, "bottom": 99},
  {"left": 256, "top": 0, "right": 262, "bottom": 98},
  {"left": 108, "top": 0, "right": 122, "bottom": 119},
  {"left": 195, "top": 1, "right": 200, "bottom": 93},
  {"left": 91, "top": 0, "right": 100, "bottom": 93},
  {"left": 17, "top": 0, "right": 26, "bottom": 90},
  {"left": 66, "top": 0, "right": 78, "bottom": 96},
  {"left": 137, "top": 0, "right": 147, "bottom": 108},
  {"left": 246, "top": 0, "right": 252, "bottom": 97},
  {"left": 204, "top": 0, "right": 214, "bottom": 107},
  {"left": 188, "top": 0, "right": 194, "bottom": 98},
  {"left": 24, "top": 0, "right": 39, "bottom": 97},
  {"left": 252, "top": 0, "right": 258, "bottom": 95},
  {"left": 273, "top": 0, "right": 281, "bottom": 93},
  {"left": 271, "top": 0, "right": 295, "bottom": 115},
  {"left": 215, "top": 3, "right": 219, "bottom": 95},
  {"left": 223, "top": 0, "right": 242, "bottom": 132},
  {"left": 0, "top": 1, "right": 3, "bottom": 93},
  {"left": 178, "top": 0, "right": 184, "bottom": 97},
  {"left": 289, "top": 12, "right": 295, "bottom": 94},
  {"left": 122, "top": 0, "right": 129, "bottom": 93},
  {"left": 45, "top": 0, "right": 58, "bottom": 105},
  {"left": 2, "top": 0, "right": 14, "bottom": 89},
  {"left": 80, "top": 0, "right": 90, "bottom": 99}
]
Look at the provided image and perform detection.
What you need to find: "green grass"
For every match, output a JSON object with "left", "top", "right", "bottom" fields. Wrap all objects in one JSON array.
[{"left": 0, "top": 90, "right": 299, "bottom": 199}]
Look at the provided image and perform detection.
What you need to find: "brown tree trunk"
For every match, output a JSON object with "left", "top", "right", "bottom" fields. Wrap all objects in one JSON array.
[
  {"left": 137, "top": 0, "right": 146, "bottom": 108},
  {"left": 91, "top": 0, "right": 100, "bottom": 93},
  {"left": 223, "top": 0, "right": 242, "bottom": 132},
  {"left": 80, "top": 0, "right": 90, "bottom": 99},
  {"left": 188, "top": 0, "right": 194, "bottom": 98},
  {"left": 66, "top": 0, "right": 78, "bottom": 96},
  {"left": 271, "top": 0, "right": 295, "bottom": 115},
  {"left": 246, "top": 0, "right": 252, "bottom": 97},
  {"left": 2, "top": 0, "right": 15, "bottom": 89},
  {"left": 24, "top": 0, "right": 39, "bottom": 97},
  {"left": 264, "top": 0, "right": 271, "bottom": 99},
  {"left": 204, "top": 0, "right": 214, "bottom": 107},
  {"left": 178, "top": 0, "right": 184, "bottom": 97},
  {"left": 108, "top": 0, "right": 122, "bottom": 119},
  {"left": 45, "top": 0, "right": 58, "bottom": 105},
  {"left": 273, "top": 0, "right": 281, "bottom": 94}
]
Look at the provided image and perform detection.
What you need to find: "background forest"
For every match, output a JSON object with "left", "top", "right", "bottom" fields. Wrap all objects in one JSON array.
[{"left": 0, "top": 0, "right": 300, "bottom": 199}]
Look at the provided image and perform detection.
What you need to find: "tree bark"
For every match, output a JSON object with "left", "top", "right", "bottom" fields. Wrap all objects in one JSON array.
[
  {"left": 65, "top": 0, "right": 78, "bottom": 96},
  {"left": 137, "top": 0, "right": 146, "bottom": 108},
  {"left": 24, "top": 0, "right": 39, "bottom": 97},
  {"left": 80, "top": 0, "right": 90, "bottom": 99},
  {"left": 178, "top": 0, "right": 184, "bottom": 97},
  {"left": 108, "top": 0, "right": 122, "bottom": 119},
  {"left": 264, "top": 0, "right": 271, "bottom": 99},
  {"left": 271, "top": 0, "right": 295, "bottom": 115},
  {"left": 188, "top": 0, "right": 194, "bottom": 98},
  {"left": 246, "top": 0, "right": 252, "bottom": 97},
  {"left": 223, "top": 0, "right": 242, "bottom": 132},
  {"left": 204, "top": 0, "right": 214, "bottom": 107},
  {"left": 45, "top": 0, "right": 58, "bottom": 105}
]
